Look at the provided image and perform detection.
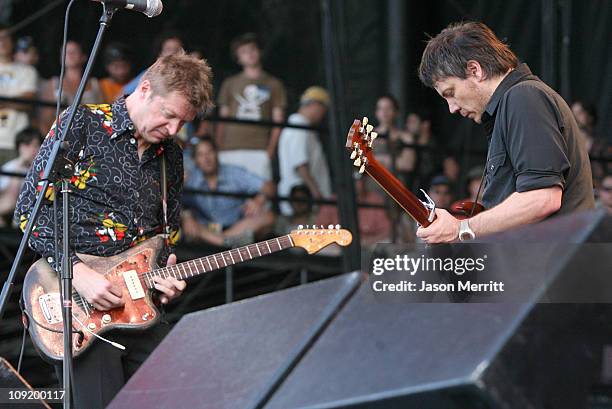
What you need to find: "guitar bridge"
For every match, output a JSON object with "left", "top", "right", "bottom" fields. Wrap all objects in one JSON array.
[{"left": 39, "top": 293, "right": 62, "bottom": 324}]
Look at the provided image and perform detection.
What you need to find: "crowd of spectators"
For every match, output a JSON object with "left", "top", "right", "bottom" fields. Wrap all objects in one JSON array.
[{"left": 0, "top": 25, "right": 610, "bottom": 251}]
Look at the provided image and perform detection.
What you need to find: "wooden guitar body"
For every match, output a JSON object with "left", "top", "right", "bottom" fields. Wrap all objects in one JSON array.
[
  {"left": 22, "top": 228, "right": 352, "bottom": 363},
  {"left": 23, "top": 237, "right": 164, "bottom": 364}
]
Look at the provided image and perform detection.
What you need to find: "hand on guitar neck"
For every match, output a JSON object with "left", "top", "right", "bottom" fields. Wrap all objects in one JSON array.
[
  {"left": 345, "top": 117, "right": 484, "bottom": 244},
  {"left": 151, "top": 254, "right": 186, "bottom": 305},
  {"left": 416, "top": 208, "right": 462, "bottom": 243},
  {"left": 73, "top": 254, "right": 185, "bottom": 311}
]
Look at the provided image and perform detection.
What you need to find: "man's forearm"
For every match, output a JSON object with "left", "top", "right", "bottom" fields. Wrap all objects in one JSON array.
[
  {"left": 268, "top": 107, "right": 284, "bottom": 156},
  {"left": 267, "top": 127, "right": 281, "bottom": 156},
  {"left": 468, "top": 187, "right": 562, "bottom": 237},
  {"left": 296, "top": 165, "right": 321, "bottom": 197},
  {"left": 260, "top": 181, "right": 275, "bottom": 199}
]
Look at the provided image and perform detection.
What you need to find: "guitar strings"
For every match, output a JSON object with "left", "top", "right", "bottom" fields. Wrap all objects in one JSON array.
[{"left": 138, "top": 235, "right": 293, "bottom": 285}]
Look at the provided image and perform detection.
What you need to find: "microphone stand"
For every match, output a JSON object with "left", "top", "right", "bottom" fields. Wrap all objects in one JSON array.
[{"left": 0, "top": 4, "right": 118, "bottom": 408}]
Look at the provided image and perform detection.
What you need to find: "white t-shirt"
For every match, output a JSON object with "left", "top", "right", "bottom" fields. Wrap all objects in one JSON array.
[
  {"left": 0, "top": 62, "right": 37, "bottom": 150},
  {"left": 278, "top": 113, "right": 332, "bottom": 215}
]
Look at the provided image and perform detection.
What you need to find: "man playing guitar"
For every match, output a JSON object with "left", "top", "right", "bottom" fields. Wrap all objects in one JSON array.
[
  {"left": 415, "top": 22, "right": 594, "bottom": 243},
  {"left": 15, "top": 51, "right": 214, "bottom": 408}
]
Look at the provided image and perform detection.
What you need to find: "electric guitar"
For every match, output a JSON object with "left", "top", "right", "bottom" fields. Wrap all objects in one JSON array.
[
  {"left": 22, "top": 227, "right": 352, "bottom": 363},
  {"left": 345, "top": 117, "right": 484, "bottom": 224}
]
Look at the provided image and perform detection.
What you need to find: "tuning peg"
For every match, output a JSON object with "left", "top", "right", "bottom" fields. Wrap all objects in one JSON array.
[
  {"left": 350, "top": 148, "right": 357, "bottom": 160},
  {"left": 353, "top": 149, "right": 363, "bottom": 165},
  {"left": 328, "top": 224, "right": 334, "bottom": 229},
  {"left": 359, "top": 157, "right": 368, "bottom": 174},
  {"left": 367, "top": 131, "right": 378, "bottom": 148},
  {"left": 366, "top": 124, "right": 373, "bottom": 134},
  {"left": 362, "top": 117, "right": 368, "bottom": 126},
  {"left": 298, "top": 224, "right": 303, "bottom": 230},
  {"left": 335, "top": 224, "right": 341, "bottom": 230}
]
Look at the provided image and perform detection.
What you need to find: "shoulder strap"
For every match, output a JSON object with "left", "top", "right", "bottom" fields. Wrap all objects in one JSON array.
[{"left": 160, "top": 151, "right": 170, "bottom": 246}]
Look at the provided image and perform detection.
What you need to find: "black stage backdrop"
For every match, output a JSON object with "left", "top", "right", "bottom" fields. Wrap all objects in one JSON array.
[{"left": 6, "top": 0, "right": 611, "bottom": 161}]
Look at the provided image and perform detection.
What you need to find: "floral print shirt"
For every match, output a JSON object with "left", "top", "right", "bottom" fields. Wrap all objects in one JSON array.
[{"left": 15, "top": 96, "right": 182, "bottom": 268}]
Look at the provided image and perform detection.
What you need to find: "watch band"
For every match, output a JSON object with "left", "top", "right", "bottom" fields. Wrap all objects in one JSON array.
[{"left": 459, "top": 219, "right": 475, "bottom": 241}]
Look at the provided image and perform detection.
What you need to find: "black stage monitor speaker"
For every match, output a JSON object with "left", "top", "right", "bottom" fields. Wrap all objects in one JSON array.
[
  {"left": 0, "top": 357, "right": 52, "bottom": 409},
  {"left": 109, "top": 210, "right": 612, "bottom": 409},
  {"left": 107, "top": 272, "right": 361, "bottom": 409}
]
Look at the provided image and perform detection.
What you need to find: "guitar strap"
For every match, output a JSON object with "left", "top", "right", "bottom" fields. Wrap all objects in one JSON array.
[
  {"left": 160, "top": 151, "right": 170, "bottom": 247},
  {"left": 470, "top": 168, "right": 486, "bottom": 218}
]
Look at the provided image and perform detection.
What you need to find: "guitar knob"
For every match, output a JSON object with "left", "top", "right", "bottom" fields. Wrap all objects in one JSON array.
[
  {"left": 88, "top": 323, "right": 97, "bottom": 331},
  {"left": 102, "top": 314, "right": 112, "bottom": 324}
]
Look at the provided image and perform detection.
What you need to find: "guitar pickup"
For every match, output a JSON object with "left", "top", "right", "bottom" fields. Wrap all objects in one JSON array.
[{"left": 122, "top": 270, "right": 145, "bottom": 300}]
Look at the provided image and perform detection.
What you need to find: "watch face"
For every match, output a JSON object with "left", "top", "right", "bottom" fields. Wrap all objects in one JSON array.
[{"left": 460, "top": 231, "right": 474, "bottom": 241}]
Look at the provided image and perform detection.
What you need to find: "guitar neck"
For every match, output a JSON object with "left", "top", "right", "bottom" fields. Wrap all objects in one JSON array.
[
  {"left": 366, "top": 160, "right": 432, "bottom": 226},
  {"left": 141, "top": 235, "right": 294, "bottom": 287}
]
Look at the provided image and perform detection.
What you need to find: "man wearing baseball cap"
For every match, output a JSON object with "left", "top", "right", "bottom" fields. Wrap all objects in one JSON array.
[{"left": 278, "top": 86, "right": 332, "bottom": 215}]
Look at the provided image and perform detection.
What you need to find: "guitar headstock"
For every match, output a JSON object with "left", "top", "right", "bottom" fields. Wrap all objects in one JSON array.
[
  {"left": 290, "top": 225, "right": 353, "bottom": 254},
  {"left": 345, "top": 117, "right": 378, "bottom": 175}
]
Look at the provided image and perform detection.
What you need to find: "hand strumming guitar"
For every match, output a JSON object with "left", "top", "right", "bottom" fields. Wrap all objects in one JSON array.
[
  {"left": 73, "top": 254, "right": 186, "bottom": 310},
  {"left": 73, "top": 262, "right": 124, "bottom": 311}
]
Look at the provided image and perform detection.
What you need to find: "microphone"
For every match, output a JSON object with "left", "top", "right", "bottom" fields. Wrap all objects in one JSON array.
[{"left": 93, "top": 0, "right": 163, "bottom": 18}]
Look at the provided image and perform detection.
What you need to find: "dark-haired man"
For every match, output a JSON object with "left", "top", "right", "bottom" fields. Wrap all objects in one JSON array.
[
  {"left": 100, "top": 42, "right": 133, "bottom": 103},
  {"left": 0, "top": 127, "right": 41, "bottom": 225},
  {"left": 217, "top": 33, "right": 287, "bottom": 180},
  {"left": 182, "top": 137, "right": 275, "bottom": 246},
  {"left": 416, "top": 22, "right": 594, "bottom": 243}
]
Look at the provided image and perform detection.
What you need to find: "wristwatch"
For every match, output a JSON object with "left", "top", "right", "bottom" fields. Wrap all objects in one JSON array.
[{"left": 458, "top": 219, "right": 475, "bottom": 241}]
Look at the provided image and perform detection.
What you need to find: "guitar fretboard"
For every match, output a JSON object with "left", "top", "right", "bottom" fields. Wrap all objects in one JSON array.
[{"left": 139, "top": 235, "right": 294, "bottom": 288}]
